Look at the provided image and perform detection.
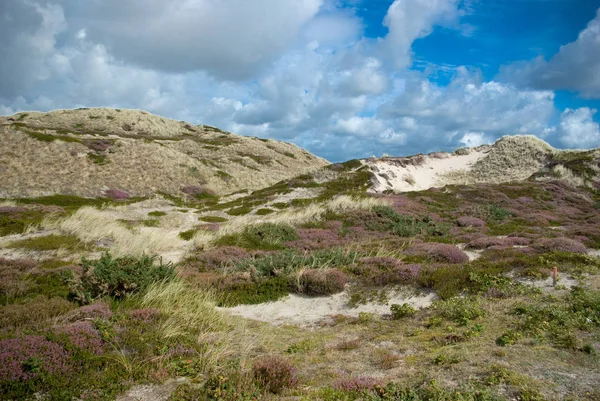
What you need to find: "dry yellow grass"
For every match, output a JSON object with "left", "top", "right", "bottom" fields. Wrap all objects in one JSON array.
[
  {"left": 193, "top": 195, "right": 389, "bottom": 249},
  {"left": 0, "top": 108, "right": 328, "bottom": 198},
  {"left": 43, "top": 206, "right": 186, "bottom": 257}
]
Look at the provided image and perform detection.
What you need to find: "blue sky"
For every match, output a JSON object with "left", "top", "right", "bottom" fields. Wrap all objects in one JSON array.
[{"left": 1, "top": 0, "right": 600, "bottom": 161}]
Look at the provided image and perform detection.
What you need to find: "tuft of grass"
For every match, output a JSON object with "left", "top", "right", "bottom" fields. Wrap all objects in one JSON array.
[
  {"left": 255, "top": 208, "right": 275, "bottom": 216},
  {"left": 199, "top": 216, "right": 228, "bottom": 223},
  {"left": 178, "top": 229, "right": 198, "bottom": 241},
  {"left": 214, "top": 223, "right": 297, "bottom": 251},
  {"left": 147, "top": 211, "right": 167, "bottom": 217},
  {"left": 7, "top": 234, "right": 90, "bottom": 252},
  {"left": 142, "top": 280, "right": 225, "bottom": 338},
  {"left": 88, "top": 153, "right": 109, "bottom": 165}
]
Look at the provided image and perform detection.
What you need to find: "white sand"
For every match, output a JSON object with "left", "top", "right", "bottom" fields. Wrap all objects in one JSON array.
[
  {"left": 222, "top": 288, "right": 437, "bottom": 327},
  {"left": 368, "top": 150, "right": 487, "bottom": 193}
]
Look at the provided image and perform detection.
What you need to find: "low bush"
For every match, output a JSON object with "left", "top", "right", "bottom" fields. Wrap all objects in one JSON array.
[
  {"left": 334, "top": 376, "right": 381, "bottom": 393},
  {"left": 456, "top": 216, "right": 486, "bottom": 227},
  {"left": 252, "top": 355, "right": 298, "bottom": 393},
  {"left": 255, "top": 208, "right": 275, "bottom": 216},
  {"left": 434, "top": 296, "right": 486, "bottom": 325},
  {"left": 532, "top": 237, "right": 587, "bottom": 254},
  {"left": 298, "top": 268, "right": 348, "bottom": 296},
  {"left": 71, "top": 253, "right": 176, "bottom": 303},
  {"left": 368, "top": 206, "right": 449, "bottom": 237},
  {"left": 215, "top": 275, "right": 290, "bottom": 306},
  {"left": 390, "top": 303, "right": 416, "bottom": 319},
  {"left": 408, "top": 243, "right": 469, "bottom": 264},
  {"left": 0, "top": 335, "right": 71, "bottom": 382}
]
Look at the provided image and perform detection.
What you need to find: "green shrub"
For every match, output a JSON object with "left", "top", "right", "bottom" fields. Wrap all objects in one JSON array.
[
  {"left": 434, "top": 297, "right": 486, "bottom": 325},
  {"left": 218, "top": 276, "right": 290, "bottom": 306},
  {"left": 390, "top": 303, "right": 417, "bottom": 319},
  {"left": 369, "top": 206, "right": 449, "bottom": 237},
  {"left": 234, "top": 248, "right": 357, "bottom": 276},
  {"left": 71, "top": 253, "right": 176, "bottom": 303}
]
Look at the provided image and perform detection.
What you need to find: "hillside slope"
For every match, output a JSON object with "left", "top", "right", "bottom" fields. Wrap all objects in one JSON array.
[
  {"left": 366, "top": 135, "right": 600, "bottom": 193},
  {"left": 0, "top": 108, "right": 328, "bottom": 198}
]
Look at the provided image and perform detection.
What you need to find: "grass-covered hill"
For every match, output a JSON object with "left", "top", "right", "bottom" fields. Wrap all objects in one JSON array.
[
  {"left": 1, "top": 135, "right": 600, "bottom": 400},
  {"left": 0, "top": 108, "right": 329, "bottom": 199}
]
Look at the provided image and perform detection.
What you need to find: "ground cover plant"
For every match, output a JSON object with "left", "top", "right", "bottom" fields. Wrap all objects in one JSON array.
[{"left": 1, "top": 170, "right": 600, "bottom": 400}]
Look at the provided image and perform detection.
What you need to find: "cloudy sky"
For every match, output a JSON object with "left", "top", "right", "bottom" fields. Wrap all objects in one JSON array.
[{"left": 1, "top": 0, "right": 600, "bottom": 161}]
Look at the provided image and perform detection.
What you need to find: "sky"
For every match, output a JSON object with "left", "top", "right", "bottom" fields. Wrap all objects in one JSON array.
[{"left": 1, "top": 0, "right": 600, "bottom": 162}]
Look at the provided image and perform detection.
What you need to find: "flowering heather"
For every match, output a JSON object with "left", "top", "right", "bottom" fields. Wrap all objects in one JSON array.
[
  {"left": 252, "top": 355, "right": 298, "bottom": 393},
  {"left": 104, "top": 189, "right": 130, "bottom": 200},
  {"left": 0, "top": 336, "right": 70, "bottom": 381},
  {"left": 355, "top": 257, "right": 420, "bottom": 286},
  {"left": 467, "top": 236, "right": 506, "bottom": 250},
  {"left": 407, "top": 243, "right": 469, "bottom": 264},
  {"left": 504, "top": 237, "right": 531, "bottom": 246},
  {"left": 456, "top": 216, "right": 486, "bottom": 228},
  {"left": 532, "top": 237, "right": 587, "bottom": 254},
  {"left": 334, "top": 376, "right": 381, "bottom": 392},
  {"left": 128, "top": 307, "right": 160, "bottom": 322},
  {"left": 195, "top": 246, "right": 250, "bottom": 270},
  {"left": 67, "top": 301, "right": 113, "bottom": 322},
  {"left": 299, "top": 268, "right": 348, "bottom": 295},
  {"left": 286, "top": 228, "right": 343, "bottom": 251},
  {"left": 55, "top": 321, "right": 105, "bottom": 355}
]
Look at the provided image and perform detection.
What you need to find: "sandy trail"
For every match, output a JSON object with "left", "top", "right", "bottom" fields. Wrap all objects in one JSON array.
[{"left": 223, "top": 288, "right": 437, "bottom": 327}]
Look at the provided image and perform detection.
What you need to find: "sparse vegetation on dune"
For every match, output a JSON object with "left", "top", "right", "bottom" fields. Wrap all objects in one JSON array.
[{"left": 1, "top": 133, "right": 600, "bottom": 400}]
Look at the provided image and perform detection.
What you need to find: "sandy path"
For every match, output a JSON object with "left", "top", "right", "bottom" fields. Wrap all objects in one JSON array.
[{"left": 222, "top": 288, "right": 437, "bottom": 327}]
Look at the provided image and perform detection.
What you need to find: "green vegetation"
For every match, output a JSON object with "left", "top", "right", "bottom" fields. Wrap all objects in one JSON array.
[
  {"left": 255, "top": 208, "right": 275, "bottom": 215},
  {"left": 215, "top": 223, "right": 298, "bottom": 251},
  {"left": 178, "top": 229, "right": 198, "bottom": 241},
  {"left": 7, "top": 234, "right": 90, "bottom": 252},
  {"left": 199, "top": 215, "right": 228, "bottom": 223},
  {"left": 147, "top": 211, "right": 167, "bottom": 217},
  {"left": 71, "top": 253, "right": 176, "bottom": 303},
  {"left": 87, "top": 153, "right": 108, "bottom": 165},
  {"left": 0, "top": 208, "right": 48, "bottom": 236}
]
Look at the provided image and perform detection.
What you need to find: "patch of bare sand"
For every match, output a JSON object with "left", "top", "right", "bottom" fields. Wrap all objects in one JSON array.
[
  {"left": 222, "top": 288, "right": 437, "bottom": 327},
  {"left": 368, "top": 150, "right": 487, "bottom": 193}
]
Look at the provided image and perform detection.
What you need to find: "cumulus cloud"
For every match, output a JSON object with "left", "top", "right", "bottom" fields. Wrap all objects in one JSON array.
[
  {"left": 555, "top": 108, "right": 600, "bottom": 148},
  {"left": 459, "top": 132, "right": 492, "bottom": 147},
  {"left": 0, "top": 0, "right": 67, "bottom": 96},
  {"left": 77, "top": 0, "right": 323, "bottom": 80},
  {"left": 500, "top": 8, "right": 600, "bottom": 98},
  {"left": 382, "top": 0, "right": 460, "bottom": 69},
  {"left": 0, "top": 0, "right": 598, "bottom": 162}
]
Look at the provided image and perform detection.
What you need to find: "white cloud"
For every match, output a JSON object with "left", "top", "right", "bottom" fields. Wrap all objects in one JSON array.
[
  {"left": 1, "top": 0, "right": 598, "bottom": 163},
  {"left": 459, "top": 132, "right": 491, "bottom": 147},
  {"left": 500, "top": 8, "right": 600, "bottom": 98},
  {"left": 556, "top": 108, "right": 600, "bottom": 148},
  {"left": 78, "top": 0, "right": 323, "bottom": 80},
  {"left": 382, "top": 0, "right": 459, "bottom": 69}
]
